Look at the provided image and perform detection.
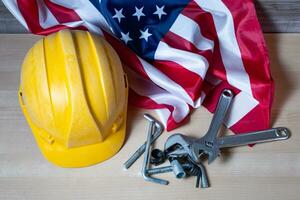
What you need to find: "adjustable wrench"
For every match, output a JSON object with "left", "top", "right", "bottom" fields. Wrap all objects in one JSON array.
[
  {"left": 165, "top": 127, "right": 290, "bottom": 163},
  {"left": 164, "top": 90, "right": 291, "bottom": 164},
  {"left": 164, "top": 89, "right": 234, "bottom": 164},
  {"left": 217, "top": 127, "right": 290, "bottom": 148}
]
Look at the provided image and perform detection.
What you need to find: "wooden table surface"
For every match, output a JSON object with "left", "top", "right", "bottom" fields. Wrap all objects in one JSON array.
[{"left": 0, "top": 34, "right": 299, "bottom": 200}]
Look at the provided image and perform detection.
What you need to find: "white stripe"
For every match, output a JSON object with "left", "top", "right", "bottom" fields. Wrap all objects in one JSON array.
[
  {"left": 155, "top": 108, "right": 171, "bottom": 127},
  {"left": 124, "top": 66, "right": 190, "bottom": 123},
  {"left": 2, "top": 0, "right": 29, "bottom": 30},
  {"left": 154, "top": 41, "right": 209, "bottom": 79},
  {"left": 194, "top": 0, "right": 252, "bottom": 95},
  {"left": 36, "top": 0, "right": 59, "bottom": 29},
  {"left": 224, "top": 91, "right": 259, "bottom": 127},
  {"left": 50, "top": 0, "right": 111, "bottom": 35},
  {"left": 170, "top": 14, "right": 214, "bottom": 51},
  {"left": 138, "top": 57, "right": 200, "bottom": 107}
]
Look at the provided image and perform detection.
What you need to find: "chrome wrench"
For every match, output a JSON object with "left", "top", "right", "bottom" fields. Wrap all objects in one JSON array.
[
  {"left": 217, "top": 127, "right": 290, "bottom": 148},
  {"left": 164, "top": 89, "right": 291, "bottom": 164},
  {"left": 163, "top": 127, "right": 290, "bottom": 188},
  {"left": 165, "top": 127, "right": 290, "bottom": 164},
  {"left": 164, "top": 89, "right": 234, "bottom": 164}
]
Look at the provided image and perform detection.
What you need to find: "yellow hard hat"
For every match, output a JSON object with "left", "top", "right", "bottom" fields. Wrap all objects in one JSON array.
[{"left": 18, "top": 29, "right": 128, "bottom": 168}]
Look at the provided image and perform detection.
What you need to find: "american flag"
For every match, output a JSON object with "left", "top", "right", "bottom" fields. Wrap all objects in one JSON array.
[{"left": 3, "top": 0, "right": 274, "bottom": 133}]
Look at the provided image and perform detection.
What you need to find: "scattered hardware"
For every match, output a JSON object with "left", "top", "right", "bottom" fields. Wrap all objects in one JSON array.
[
  {"left": 124, "top": 89, "right": 291, "bottom": 188},
  {"left": 124, "top": 114, "right": 209, "bottom": 188}
]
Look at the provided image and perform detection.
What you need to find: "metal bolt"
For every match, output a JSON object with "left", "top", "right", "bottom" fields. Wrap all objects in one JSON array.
[
  {"left": 147, "top": 165, "right": 174, "bottom": 175},
  {"left": 170, "top": 158, "right": 186, "bottom": 179},
  {"left": 123, "top": 114, "right": 164, "bottom": 169},
  {"left": 141, "top": 114, "right": 169, "bottom": 185}
]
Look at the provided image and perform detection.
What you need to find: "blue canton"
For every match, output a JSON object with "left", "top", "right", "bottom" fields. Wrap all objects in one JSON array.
[{"left": 90, "top": 0, "right": 190, "bottom": 61}]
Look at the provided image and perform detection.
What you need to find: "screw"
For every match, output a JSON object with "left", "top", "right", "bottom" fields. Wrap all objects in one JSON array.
[
  {"left": 147, "top": 165, "right": 174, "bottom": 175},
  {"left": 147, "top": 163, "right": 192, "bottom": 175}
]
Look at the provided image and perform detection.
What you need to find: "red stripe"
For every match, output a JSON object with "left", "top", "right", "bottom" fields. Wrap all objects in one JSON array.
[
  {"left": 129, "top": 89, "right": 189, "bottom": 131},
  {"left": 44, "top": 0, "right": 81, "bottom": 23},
  {"left": 17, "top": 0, "right": 87, "bottom": 35},
  {"left": 17, "top": 0, "right": 44, "bottom": 33},
  {"left": 222, "top": 0, "right": 274, "bottom": 131},
  {"left": 163, "top": 31, "right": 212, "bottom": 65},
  {"left": 158, "top": 31, "right": 213, "bottom": 101},
  {"left": 43, "top": 0, "right": 87, "bottom": 32},
  {"left": 152, "top": 60, "right": 203, "bottom": 101},
  {"left": 181, "top": 1, "right": 228, "bottom": 82}
]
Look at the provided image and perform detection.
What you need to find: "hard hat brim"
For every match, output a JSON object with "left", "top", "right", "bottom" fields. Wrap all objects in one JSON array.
[{"left": 19, "top": 92, "right": 127, "bottom": 168}]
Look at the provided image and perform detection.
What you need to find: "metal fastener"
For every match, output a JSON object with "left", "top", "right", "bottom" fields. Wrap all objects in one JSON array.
[{"left": 170, "top": 158, "right": 186, "bottom": 179}]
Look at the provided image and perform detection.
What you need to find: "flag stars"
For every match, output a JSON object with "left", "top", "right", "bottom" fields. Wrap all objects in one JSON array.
[
  {"left": 112, "top": 8, "right": 125, "bottom": 23},
  {"left": 132, "top": 6, "right": 145, "bottom": 21},
  {"left": 139, "top": 28, "right": 152, "bottom": 42},
  {"left": 153, "top": 5, "right": 167, "bottom": 20},
  {"left": 120, "top": 32, "right": 132, "bottom": 44}
]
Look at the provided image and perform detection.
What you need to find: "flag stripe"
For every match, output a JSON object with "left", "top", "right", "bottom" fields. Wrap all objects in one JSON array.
[
  {"left": 154, "top": 41, "right": 209, "bottom": 80},
  {"left": 194, "top": 0, "right": 253, "bottom": 95},
  {"left": 125, "top": 67, "right": 190, "bottom": 123},
  {"left": 153, "top": 60, "right": 203, "bottom": 101},
  {"left": 16, "top": 0, "right": 77, "bottom": 35},
  {"left": 49, "top": 0, "right": 109, "bottom": 34},
  {"left": 138, "top": 57, "right": 196, "bottom": 107},
  {"left": 17, "top": 0, "right": 45, "bottom": 33},
  {"left": 170, "top": 14, "right": 214, "bottom": 51},
  {"left": 222, "top": 0, "right": 274, "bottom": 131},
  {"left": 44, "top": 0, "right": 82, "bottom": 23},
  {"left": 224, "top": 91, "right": 258, "bottom": 127},
  {"left": 181, "top": 1, "right": 228, "bottom": 84},
  {"left": 36, "top": 0, "right": 60, "bottom": 29},
  {"left": 163, "top": 31, "right": 212, "bottom": 65}
]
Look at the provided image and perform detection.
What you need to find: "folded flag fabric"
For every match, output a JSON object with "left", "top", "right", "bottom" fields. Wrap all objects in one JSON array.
[{"left": 3, "top": 0, "right": 274, "bottom": 133}]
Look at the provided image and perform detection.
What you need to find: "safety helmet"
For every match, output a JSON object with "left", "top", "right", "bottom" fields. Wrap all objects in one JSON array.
[{"left": 19, "top": 29, "right": 128, "bottom": 168}]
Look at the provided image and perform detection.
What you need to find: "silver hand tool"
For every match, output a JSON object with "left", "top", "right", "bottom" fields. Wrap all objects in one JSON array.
[
  {"left": 165, "top": 128, "right": 290, "bottom": 164},
  {"left": 165, "top": 89, "right": 233, "bottom": 164},
  {"left": 123, "top": 114, "right": 164, "bottom": 169},
  {"left": 164, "top": 89, "right": 291, "bottom": 165},
  {"left": 217, "top": 127, "right": 290, "bottom": 148},
  {"left": 142, "top": 114, "right": 169, "bottom": 185}
]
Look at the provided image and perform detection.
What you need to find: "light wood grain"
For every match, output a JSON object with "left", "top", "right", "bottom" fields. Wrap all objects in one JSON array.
[
  {"left": 0, "top": 34, "right": 299, "bottom": 200},
  {"left": 1, "top": 0, "right": 300, "bottom": 33},
  {"left": 255, "top": 0, "right": 300, "bottom": 32}
]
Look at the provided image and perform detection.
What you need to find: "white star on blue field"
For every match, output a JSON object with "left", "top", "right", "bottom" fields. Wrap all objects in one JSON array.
[{"left": 91, "top": 0, "right": 190, "bottom": 60}]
